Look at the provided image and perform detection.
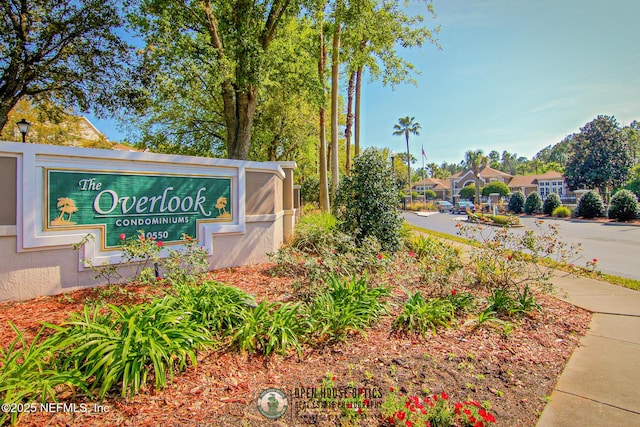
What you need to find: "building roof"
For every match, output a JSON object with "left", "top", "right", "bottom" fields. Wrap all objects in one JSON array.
[
  {"left": 535, "top": 171, "right": 564, "bottom": 180},
  {"left": 507, "top": 175, "right": 538, "bottom": 188},
  {"left": 412, "top": 177, "right": 451, "bottom": 190},
  {"left": 478, "top": 165, "right": 513, "bottom": 179}
]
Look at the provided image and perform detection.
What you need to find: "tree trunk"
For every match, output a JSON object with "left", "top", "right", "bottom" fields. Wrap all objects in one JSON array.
[
  {"left": 330, "top": 21, "right": 341, "bottom": 199},
  {"left": 222, "top": 82, "right": 257, "bottom": 160},
  {"left": 318, "top": 26, "right": 330, "bottom": 212},
  {"left": 354, "top": 65, "right": 363, "bottom": 157},
  {"left": 344, "top": 71, "right": 355, "bottom": 175}
]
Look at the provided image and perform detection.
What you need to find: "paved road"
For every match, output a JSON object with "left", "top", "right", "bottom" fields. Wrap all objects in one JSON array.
[{"left": 403, "top": 211, "right": 640, "bottom": 281}]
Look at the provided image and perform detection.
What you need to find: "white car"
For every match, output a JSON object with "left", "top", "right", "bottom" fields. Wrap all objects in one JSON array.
[{"left": 436, "top": 201, "right": 453, "bottom": 212}]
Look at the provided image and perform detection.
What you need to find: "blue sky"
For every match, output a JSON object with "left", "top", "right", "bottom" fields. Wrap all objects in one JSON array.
[
  {"left": 360, "top": 0, "right": 640, "bottom": 164},
  {"left": 88, "top": 0, "right": 640, "bottom": 165}
]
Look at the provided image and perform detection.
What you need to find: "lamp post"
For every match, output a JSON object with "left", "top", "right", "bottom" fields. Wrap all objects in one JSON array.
[
  {"left": 16, "top": 119, "right": 31, "bottom": 143},
  {"left": 390, "top": 150, "right": 396, "bottom": 180}
]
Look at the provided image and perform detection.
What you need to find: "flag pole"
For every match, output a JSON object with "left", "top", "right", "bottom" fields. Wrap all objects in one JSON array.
[{"left": 421, "top": 145, "right": 426, "bottom": 210}]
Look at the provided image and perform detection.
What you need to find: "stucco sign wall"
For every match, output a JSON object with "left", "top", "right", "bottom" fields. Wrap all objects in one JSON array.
[{"left": 46, "top": 170, "right": 232, "bottom": 249}]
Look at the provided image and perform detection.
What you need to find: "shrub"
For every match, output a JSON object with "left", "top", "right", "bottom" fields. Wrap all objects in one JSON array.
[
  {"left": 459, "top": 184, "right": 476, "bottom": 201},
  {"left": 524, "top": 191, "right": 542, "bottom": 214},
  {"left": 468, "top": 212, "right": 520, "bottom": 226},
  {"left": 424, "top": 189, "right": 437, "bottom": 199},
  {"left": 608, "top": 189, "right": 639, "bottom": 221},
  {"left": 334, "top": 148, "right": 403, "bottom": 252},
  {"left": 552, "top": 206, "right": 571, "bottom": 218},
  {"left": 290, "top": 211, "right": 340, "bottom": 253},
  {"left": 162, "top": 234, "right": 210, "bottom": 285},
  {"left": 508, "top": 191, "right": 526, "bottom": 213},
  {"left": 300, "top": 176, "right": 331, "bottom": 204},
  {"left": 542, "top": 193, "right": 562, "bottom": 216},
  {"left": 576, "top": 190, "right": 605, "bottom": 218},
  {"left": 481, "top": 181, "right": 510, "bottom": 197}
]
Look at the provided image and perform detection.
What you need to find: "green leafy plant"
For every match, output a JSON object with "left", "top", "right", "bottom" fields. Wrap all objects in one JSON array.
[
  {"left": 608, "top": 189, "right": 639, "bottom": 221},
  {"left": 0, "top": 324, "right": 88, "bottom": 426},
  {"left": 306, "top": 275, "right": 389, "bottom": 343},
  {"left": 552, "top": 206, "right": 571, "bottom": 218},
  {"left": 485, "top": 288, "right": 514, "bottom": 315},
  {"left": 448, "top": 290, "right": 477, "bottom": 314},
  {"left": 507, "top": 191, "right": 526, "bottom": 213},
  {"left": 334, "top": 148, "right": 403, "bottom": 252},
  {"left": 524, "top": 191, "right": 542, "bottom": 215},
  {"left": 542, "top": 193, "right": 562, "bottom": 216},
  {"left": 576, "top": 190, "right": 605, "bottom": 218},
  {"left": 512, "top": 285, "right": 542, "bottom": 315},
  {"left": 232, "top": 300, "right": 307, "bottom": 357},
  {"left": 50, "top": 297, "right": 210, "bottom": 399},
  {"left": 161, "top": 234, "right": 209, "bottom": 285},
  {"left": 393, "top": 292, "right": 455, "bottom": 337},
  {"left": 171, "top": 280, "right": 255, "bottom": 338}
]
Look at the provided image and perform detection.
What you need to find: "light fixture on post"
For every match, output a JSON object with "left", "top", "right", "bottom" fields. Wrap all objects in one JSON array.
[
  {"left": 16, "top": 119, "right": 31, "bottom": 143},
  {"left": 390, "top": 150, "right": 396, "bottom": 181}
]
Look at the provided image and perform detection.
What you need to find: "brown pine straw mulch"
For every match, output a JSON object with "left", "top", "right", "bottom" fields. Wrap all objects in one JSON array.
[{"left": 0, "top": 264, "right": 591, "bottom": 427}]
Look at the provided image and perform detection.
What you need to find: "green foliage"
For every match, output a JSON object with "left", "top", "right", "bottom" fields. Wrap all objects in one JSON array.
[
  {"left": 524, "top": 192, "right": 542, "bottom": 214},
  {"left": 232, "top": 301, "right": 307, "bottom": 357},
  {"left": 392, "top": 292, "right": 455, "bottom": 337},
  {"left": 300, "top": 176, "right": 332, "bottom": 204},
  {"left": 468, "top": 212, "right": 520, "bottom": 226},
  {"left": 459, "top": 184, "right": 476, "bottom": 200},
  {"left": 507, "top": 191, "right": 526, "bottom": 213},
  {"left": 334, "top": 148, "right": 403, "bottom": 252},
  {"left": 0, "top": 324, "right": 89, "bottom": 426},
  {"left": 485, "top": 288, "right": 514, "bottom": 315},
  {"left": 565, "top": 115, "right": 634, "bottom": 192},
  {"left": 306, "top": 276, "right": 389, "bottom": 343},
  {"left": 608, "top": 189, "right": 639, "bottom": 221},
  {"left": 424, "top": 189, "right": 437, "bottom": 199},
  {"left": 290, "top": 212, "right": 339, "bottom": 252},
  {"left": 576, "top": 191, "right": 605, "bottom": 218},
  {"left": 404, "top": 234, "right": 463, "bottom": 289},
  {"left": 542, "top": 193, "right": 562, "bottom": 216},
  {"left": 162, "top": 235, "right": 210, "bottom": 285},
  {"left": 552, "top": 206, "right": 571, "bottom": 218},
  {"left": 50, "top": 297, "right": 210, "bottom": 399},
  {"left": 171, "top": 281, "right": 255, "bottom": 338},
  {"left": 481, "top": 181, "right": 510, "bottom": 197},
  {"left": 456, "top": 220, "right": 582, "bottom": 293}
]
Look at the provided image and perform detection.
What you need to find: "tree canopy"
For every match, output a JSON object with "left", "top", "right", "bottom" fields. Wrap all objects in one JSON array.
[
  {"left": 0, "top": 0, "right": 131, "bottom": 133},
  {"left": 565, "top": 115, "right": 633, "bottom": 194}
]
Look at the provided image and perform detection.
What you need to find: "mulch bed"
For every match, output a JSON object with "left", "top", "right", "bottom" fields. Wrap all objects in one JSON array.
[{"left": 0, "top": 264, "right": 591, "bottom": 426}]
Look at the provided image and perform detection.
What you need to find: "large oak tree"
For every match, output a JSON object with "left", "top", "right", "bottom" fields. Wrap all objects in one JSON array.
[{"left": 0, "top": 0, "right": 130, "bottom": 133}]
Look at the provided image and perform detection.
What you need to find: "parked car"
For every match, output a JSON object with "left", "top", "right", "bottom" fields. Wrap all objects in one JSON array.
[
  {"left": 451, "top": 201, "right": 475, "bottom": 214},
  {"left": 436, "top": 201, "right": 453, "bottom": 212}
]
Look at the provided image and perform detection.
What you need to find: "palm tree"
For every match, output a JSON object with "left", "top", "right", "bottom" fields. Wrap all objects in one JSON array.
[
  {"left": 57, "top": 197, "right": 77, "bottom": 222},
  {"left": 464, "top": 150, "right": 487, "bottom": 205},
  {"left": 215, "top": 197, "right": 229, "bottom": 217},
  {"left": 393, "top": 117, "right": 421, "bottom": 202}
]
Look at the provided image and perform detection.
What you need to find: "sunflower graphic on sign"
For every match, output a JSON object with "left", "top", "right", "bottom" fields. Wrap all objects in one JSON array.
[
  {"left": 215, "top": 196, "right": 231, "bottom": 218},
  {"left": 50, "top": 197, "right": 78, "bottom": 225}
]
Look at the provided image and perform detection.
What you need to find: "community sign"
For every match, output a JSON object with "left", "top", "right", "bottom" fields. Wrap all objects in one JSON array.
[{"left": 45, "top": 169, "right": 233, "bottom": 249}]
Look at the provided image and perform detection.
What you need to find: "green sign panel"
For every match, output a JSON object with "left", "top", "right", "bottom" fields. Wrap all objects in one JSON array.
[{"left": 46, "top": 170, "right": 232, "bottom": 248}]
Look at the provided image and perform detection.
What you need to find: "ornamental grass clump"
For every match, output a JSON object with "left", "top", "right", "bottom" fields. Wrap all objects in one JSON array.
[
  {"left": 49, "top": 296, "right": 211, "bottom": 399},
  {"left": 552, "top": 206, "right": 571, "bottom": 218},
  {"left": 542, "top": 193, "right": 562, "bottom": 216},
  {"left": 392, "top": 292, "right": 456, "bottom": 337},
  {"left": 306, "top": 275, "right": 389, "bottom": 343},
  {"left": 0, "top": 324, "right": 89, "bottom": 426}
]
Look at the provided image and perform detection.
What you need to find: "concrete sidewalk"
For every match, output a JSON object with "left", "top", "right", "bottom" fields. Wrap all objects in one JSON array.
[{"left": 536, "top": 274, "right": 640, "bottom": 426}]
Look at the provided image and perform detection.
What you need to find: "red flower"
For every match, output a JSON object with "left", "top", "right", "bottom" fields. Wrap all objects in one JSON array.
[
  {"left": 390, "top": 387, "right": 395, "bottom": 392},
  {"left": 157, "top": 241, "right": 163, "bottom": 247},
  {"left": 318, "top": 259, "right": 323, "bottom": 265},
  {"left": 451, "top": 290, "right": 457, "bottom": 296},
  {"left": 377, "top": 253, "right": 383, "bottom": 259},
  {"left": 346, "top": 403, "right": 352, "bottom": 409},
  {"left": 395, "top": 410, "right": 405, "bottom": 420},
  {"left": 592, "top": 258, "right": 598, "bottom": 263},
  {"left": 363, "top": 399, "right": 370, "bottom": 407},
  {"left": 331, "top": 376, "right": 336, "bottom": 381},
  {"left": 405, "top": 421, "right": 413, "bottom": 427},
  {"left": 156, "top": 277, "right": 162, "bottom": 281},
  {"left": 441, "top": 392, "right": 449, "bottom": 400},
  {"left": 408, "top": 251, "right": 415, "bottom": 257},
  {"left": 506, "top": 255, "right": 512, "bottom": 261},
  {"left": 357, "top": 407, "right": 362, "bottom": 414},
  {"left": 119, "top": 233, "right": 126, "bottom": 240}
]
